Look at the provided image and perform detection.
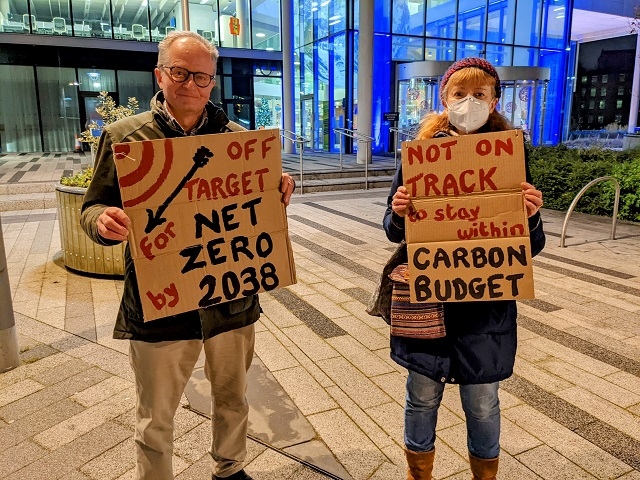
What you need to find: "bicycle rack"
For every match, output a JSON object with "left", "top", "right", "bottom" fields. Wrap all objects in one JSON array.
[{"left": 560, "top": 176, "right": 620, "bottom": 247}]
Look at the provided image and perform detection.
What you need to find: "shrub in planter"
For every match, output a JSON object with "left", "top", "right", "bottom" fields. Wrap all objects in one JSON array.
[
  {"left": 56, "top": 168, "right": 125, "bottom": 277},
  {"left": 602, "top": 157, "right": 640, "bottom": 222},
  {"left": 527, "top": 144, "right": 640, "bottom": 222},
  {"left": 80, "top": 91, "right": 138, "bottom": 153}
]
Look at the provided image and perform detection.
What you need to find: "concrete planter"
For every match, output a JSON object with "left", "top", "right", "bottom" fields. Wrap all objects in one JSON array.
[
  {"left": 55, "top": 184, "right": 125, "bottom": 277},
  {"left": 623, "top": 134, "right": 640, "bottom": 150}
]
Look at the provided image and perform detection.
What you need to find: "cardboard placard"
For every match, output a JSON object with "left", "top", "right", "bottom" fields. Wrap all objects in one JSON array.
[
  {"left": 113, "top": 129, "right": 296, "bottom": 321},
  {"left": 401, "top": 130, "right": 534, "bottom": 302}
]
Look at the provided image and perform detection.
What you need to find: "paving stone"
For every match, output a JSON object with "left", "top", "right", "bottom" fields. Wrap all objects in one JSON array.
[
  {"left": 33, "top": 388, "right": 135, "bottom": 449},
  {"left": 307, "top": 409, "right": 386, "bottom": 480},
  {"left": 0, "top": 379, "right": 45, "bottom": 408},
  {"left": 4, "top": 421, "right": 132, "bottom": 480},
  {"left": 327, "top": 335, "right": 394, "bottom": 377},
  {"left": 281, "top": 324, "right": 341, "bottom": 361},
  {"left": 80, "top": 439, "right": 134, "bottom": 480},
  {"left": 0, "top": 440, "right": 49, "bottom": 478},
  {"left": 325, "top": 385, "right": 395, "bottom": 451},
  {"left": 283, "top": 439, "right": 353, "bottom": 480},
  {"left": 539, "top": 359, "right": 639, "bottom": 407},
  {"left": 254, "top": 330, "right": 300, "bottom": 371},
  {"left": 272, "top": 365, "right": 338, "bottom": 415},
  {"left": 317, "top": 356, "right": 392, "bottom": 410},
  {"left": 555, "top": 386, "right": 640, "bottom": 441},
  {"left": 516, "top": 445, "right": 598, "bottom": 480}
]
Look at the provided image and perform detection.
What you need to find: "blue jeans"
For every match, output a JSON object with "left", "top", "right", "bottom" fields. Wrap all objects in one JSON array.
[{"left": 404, "top": 370, "right": 501, "bottom": 459}]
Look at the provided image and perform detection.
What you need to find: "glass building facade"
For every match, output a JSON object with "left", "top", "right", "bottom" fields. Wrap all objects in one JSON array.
[
  {"left": 0, "top": 0, "right": 575, "bottom": 152},
  {"left": 294, "top": 0, "right": 573, "bottom": 152}
]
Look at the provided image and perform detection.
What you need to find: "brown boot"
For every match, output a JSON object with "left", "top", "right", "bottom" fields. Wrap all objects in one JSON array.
[
  {"left": 469, "top": 453, "right": 499, "bottom": 480},
  {"left": 405, "top": 448, "right": 435, "bottom": 480}
]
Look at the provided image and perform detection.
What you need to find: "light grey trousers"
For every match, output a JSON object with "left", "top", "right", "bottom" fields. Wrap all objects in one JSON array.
[{"left": 129, "top": 324, "right": 255, "bottom": 480}]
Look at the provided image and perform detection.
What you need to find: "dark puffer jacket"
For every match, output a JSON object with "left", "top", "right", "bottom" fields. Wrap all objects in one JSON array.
[
  {"left": 383, "top": 135, "right": 546, "bottom": 385},
  {"left": 81, "top": 92, "right": 260, "bottom": 342}
]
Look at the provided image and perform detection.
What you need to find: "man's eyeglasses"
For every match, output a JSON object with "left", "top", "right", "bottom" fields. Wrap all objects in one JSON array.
[{"left": 159, "top": 65, "right": 215, "bottom": 88}]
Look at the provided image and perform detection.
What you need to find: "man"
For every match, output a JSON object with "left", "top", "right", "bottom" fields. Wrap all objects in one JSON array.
[{"left": 81, "top": 31, "right": 295, "bottom": 480}]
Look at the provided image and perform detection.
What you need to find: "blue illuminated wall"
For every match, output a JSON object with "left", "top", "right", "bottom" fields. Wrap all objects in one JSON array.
[{"left": 294, "top": 0, "right": 573, "bottom": 151}]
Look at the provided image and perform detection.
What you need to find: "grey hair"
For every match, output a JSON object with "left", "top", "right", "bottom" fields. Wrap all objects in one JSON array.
[{"left": 157, "top": 30, "right": 219, "bottom": 70}]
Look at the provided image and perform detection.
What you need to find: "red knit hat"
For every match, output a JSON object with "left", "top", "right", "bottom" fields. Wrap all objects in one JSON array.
[{"left": 440, "top": 57, "right": 502, "bottom": 101}]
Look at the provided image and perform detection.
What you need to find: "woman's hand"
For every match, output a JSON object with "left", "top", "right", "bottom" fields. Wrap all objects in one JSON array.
[
  {"left": 392, "top": 186, "right": 411, "bottom": 217},
  {"left": 521, "top": 182, "right": 543, "bottom": 218}
]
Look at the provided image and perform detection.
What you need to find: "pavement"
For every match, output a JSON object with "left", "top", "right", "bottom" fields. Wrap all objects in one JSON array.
[{"left": 1, "top": 152, "right": 640, "bottom": 479}]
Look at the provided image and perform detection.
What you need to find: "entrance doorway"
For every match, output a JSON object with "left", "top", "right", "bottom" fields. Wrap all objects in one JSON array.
[{"left": 395, "top": 61, "right": 551, "bottom": 145}]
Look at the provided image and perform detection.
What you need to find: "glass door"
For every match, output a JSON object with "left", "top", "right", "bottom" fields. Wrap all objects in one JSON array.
[
  {"left": 301, "top": 95, "right": 314, "bottom": 150},
  {"left": 397, "top": 77, "right": 441, "bottom": 133}
]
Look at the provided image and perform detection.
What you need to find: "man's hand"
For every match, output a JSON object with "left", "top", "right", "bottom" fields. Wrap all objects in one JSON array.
[
  {"left": 391, "top": 186, "right": 411, "bottom": 217},
  {"left": 97, "top": 207, "right": 131, "bottom": 241},
  {"left": 521, "top": 182, "right": 543, "bottom": 218},
  {"left": 280, "top": 173, "right": 295, "bottom": 207}
]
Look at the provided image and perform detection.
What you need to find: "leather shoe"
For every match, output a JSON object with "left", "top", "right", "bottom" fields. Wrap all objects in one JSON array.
[{"left": 213, "top": 469, "right": 253, "bottom": 480}]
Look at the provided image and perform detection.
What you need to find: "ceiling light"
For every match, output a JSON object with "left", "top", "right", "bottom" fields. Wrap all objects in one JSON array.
[
  {"left": 266, "top": 47, "right": 274, "bottom": 51},
  {"left": 255, "top": 32, "right": 265, "bottom": 37}
]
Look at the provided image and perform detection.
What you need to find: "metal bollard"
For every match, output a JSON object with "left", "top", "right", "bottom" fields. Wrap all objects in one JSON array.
[{"left": 0, "top": 217, "right": 20, "bottom": 372}]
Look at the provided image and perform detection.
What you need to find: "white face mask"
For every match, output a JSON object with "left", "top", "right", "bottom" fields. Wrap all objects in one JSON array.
[{"left": 447, "top": 95, "right": 491, "bottom": 134}]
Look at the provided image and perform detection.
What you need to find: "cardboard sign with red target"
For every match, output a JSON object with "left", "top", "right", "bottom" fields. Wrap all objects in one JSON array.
[{"left": 113, "top": 129, "right": 296, "bottom": 321}]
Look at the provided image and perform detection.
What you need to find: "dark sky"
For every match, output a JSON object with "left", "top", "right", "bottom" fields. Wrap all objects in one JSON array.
[{"left": 578, "top": 34, "right": 638, "bottom": 70}]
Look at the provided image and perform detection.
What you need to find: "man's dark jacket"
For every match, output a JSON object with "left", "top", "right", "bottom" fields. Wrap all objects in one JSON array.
[{"left": 81, "top": 92, "right": 260, "bottom": 342}]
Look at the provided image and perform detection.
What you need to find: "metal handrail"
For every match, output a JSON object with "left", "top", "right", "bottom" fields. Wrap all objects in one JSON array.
[
  {"left": 333, "top": 127, "right": 375, "bottom": 190},
  {"left": 280, "top": 129, "right": 307, "bottom": 194},
  {"left": 560, "top": 176, "right": 621, "bottom": 247},
  {"left": 389, "top": 127, "right": 416, "bottom": 168}
]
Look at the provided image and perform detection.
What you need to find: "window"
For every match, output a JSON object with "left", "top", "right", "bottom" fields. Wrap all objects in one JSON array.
[
  {"left": 0, "top": 65, "right": 40, "bottom": 152},
  {"left": 71, "top": 0, "right": 112, "bottom": 38},
  {"left": 617, "top": 99, "right": 623, "bottom": 109},
  {"left": 620, "top": 73, "right": 626, "bottom": 82},
  {"left": 591, "top": 75, "right": 598, "bottom": 83},
  {"left": 219, "top": 0, "right": 251, "bottom": 48},
  {"left": 588, "top": 100, "right": 594, "bottom": 109},
  {"left": 581, "top": 76, "right": 587, "bottom": 84},
  {"left": 598, "top": 100, "right": 605, "bottom": 109},
  {"left": 590, "top": 88, "right": 596, "bottom": 97},
  {"left": 485, "top": 44, "right": 512, "bottom": 66},
  {"left": 425, "top": 0, "right": 457, "bottom": 39},
  {"left": 600, "top": 87, "right": 606, "bottom": 96},
  {"left": 189, "top": 0, "right": 220, "bottom": 46},
  {"left": 602, "top": 75, "right": 608, "bottom": 83},
  {"left": 392, "top": 36, "right": 424, "bottom": 61},
  {"left": 587, "top": 115, "right": 593, "bottom": 123},
  {"left": 581, "top": 88, "right": 586, "bottom": 96},
  {"left": 252, "top": 0, "right": 281, "bottom": 50},
  {"left": 580, "top": 102, "right": 585, "bottom": 109},
  {"left": 486, "top": 0, "right": 516, "bottom": 44},
  {"left": 597, "top": 115, "right": 604, "bottom": 124},
  {"left": 615, "top": 114, "right": 622, "bottom": 123},
  {"left": 78, "top": 69, "right": 116, "bottom": 92},
  {"left": 618, "top": 87, "right": 625, "bottom": 95},
  {"left": 37, "top": 66, "right": 79, "bottom": 151},
  {"left": 393, "top": 0, "right": 425, "bottom": 36}
]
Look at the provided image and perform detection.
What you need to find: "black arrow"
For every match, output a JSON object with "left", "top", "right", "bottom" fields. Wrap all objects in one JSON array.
[{"left": 145, "top": 146, "right": 213, "bottom": 234}]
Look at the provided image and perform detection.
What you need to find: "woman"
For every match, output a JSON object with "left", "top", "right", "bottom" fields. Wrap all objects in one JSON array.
[{"left": 383, "top": 58, "right": 546, "bottom": 480}]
